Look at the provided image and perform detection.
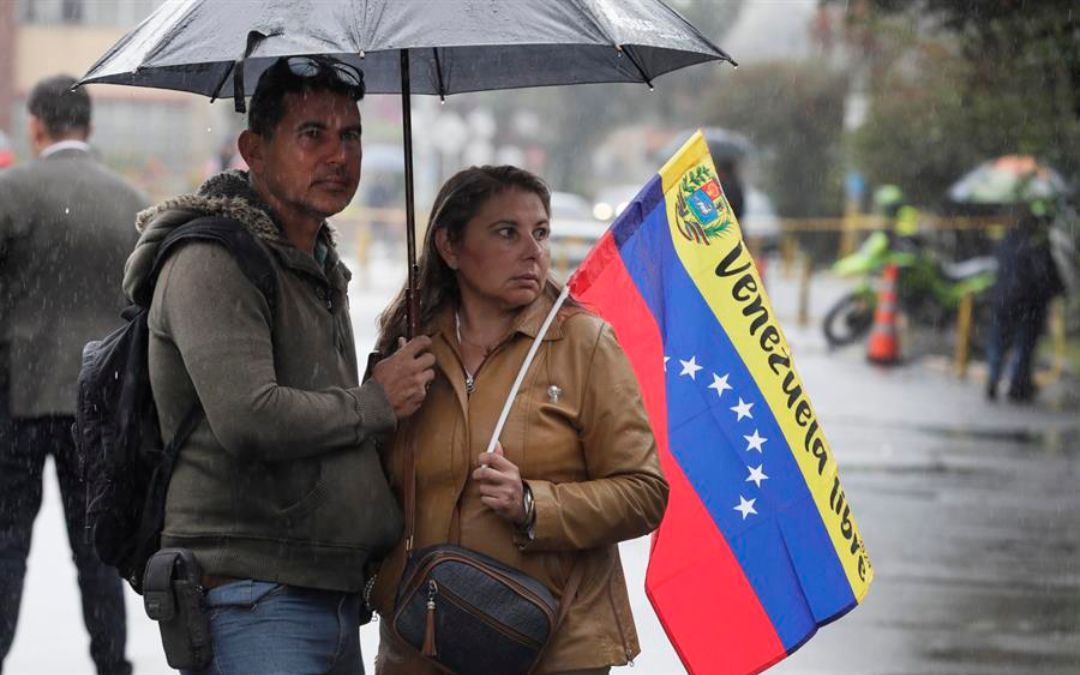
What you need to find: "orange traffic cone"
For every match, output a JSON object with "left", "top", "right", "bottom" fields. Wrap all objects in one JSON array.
[{"left": 867, "top": 263, "right": 901, "bottom": 364}]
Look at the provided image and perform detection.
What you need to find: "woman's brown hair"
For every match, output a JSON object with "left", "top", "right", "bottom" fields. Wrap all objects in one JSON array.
[{"left": 375, "top": 165, "right": 563, "bottom": 355}]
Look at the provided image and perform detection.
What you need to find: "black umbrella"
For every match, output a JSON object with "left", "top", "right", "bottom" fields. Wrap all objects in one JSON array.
[
  {"left": 80, "top": 0, "right": 735, "bottom": 334},
  {"left": 659, "top": 127, "right": 753, "bottom": 165}
]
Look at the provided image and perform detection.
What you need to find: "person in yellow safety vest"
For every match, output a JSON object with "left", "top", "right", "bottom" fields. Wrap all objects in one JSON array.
[{"left": 873, "top": 184, "right": 921, "bottom": 236}]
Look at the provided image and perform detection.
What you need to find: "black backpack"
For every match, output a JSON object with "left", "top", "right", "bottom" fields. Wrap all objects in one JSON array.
[{"left": 74, "top": 216, "right": 276, "bottom": 593}]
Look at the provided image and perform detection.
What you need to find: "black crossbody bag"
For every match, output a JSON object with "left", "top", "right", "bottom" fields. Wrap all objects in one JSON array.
[{"left": 392, "top": 288, "right": 582, "bottom": 675}]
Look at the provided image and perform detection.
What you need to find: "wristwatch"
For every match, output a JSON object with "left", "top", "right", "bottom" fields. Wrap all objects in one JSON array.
[{"left": 520, "top": 483, "right": 536, "bottom": 530}]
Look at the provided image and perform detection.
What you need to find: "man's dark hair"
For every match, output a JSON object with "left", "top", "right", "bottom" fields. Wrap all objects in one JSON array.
[
  {"left": 27, "top": 75, "right": 91, "bottom": 137},
  {"left": 248, "top": 57, "right": 365, "bottom": 138}
]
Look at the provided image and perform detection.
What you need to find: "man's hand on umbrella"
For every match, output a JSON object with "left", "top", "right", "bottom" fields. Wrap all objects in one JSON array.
[{"left": 372, "top": 336, "right": 435, "bottom": 418}]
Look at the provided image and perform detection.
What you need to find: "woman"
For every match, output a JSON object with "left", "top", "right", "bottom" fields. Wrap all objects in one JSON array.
[{"left": 371, "top": 166, "right": 668, "bottom": 675}]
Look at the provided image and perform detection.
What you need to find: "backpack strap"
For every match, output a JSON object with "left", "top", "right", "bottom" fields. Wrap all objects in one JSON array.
[
  {"left": 131, "top": 216, "right": 277, "bottom": 553},
  {"left": 135, "top": 215, "right": 277, "bottom": 311}
]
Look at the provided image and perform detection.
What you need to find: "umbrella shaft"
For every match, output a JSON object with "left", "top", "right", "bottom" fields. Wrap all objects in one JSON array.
[{"left": 401, "top": 50, "right": 418, "bottom": 339}]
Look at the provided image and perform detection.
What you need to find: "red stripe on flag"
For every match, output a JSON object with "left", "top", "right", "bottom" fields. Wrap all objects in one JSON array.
[
  {"left": 571, "top": 236, "right": 785, "bottom": 674},
  {"left": 647, "top": 466, "right": 787, "bottom": 675}
]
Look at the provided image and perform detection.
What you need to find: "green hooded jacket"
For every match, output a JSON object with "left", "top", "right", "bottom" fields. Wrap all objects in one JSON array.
[{"left": 122, "top": 170, "right": 402, "bottom": 591}]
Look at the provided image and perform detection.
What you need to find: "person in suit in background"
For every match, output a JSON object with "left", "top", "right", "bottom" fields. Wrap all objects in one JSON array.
[{"left": 0, "top": 74, "right": 147, "bottom": 675}]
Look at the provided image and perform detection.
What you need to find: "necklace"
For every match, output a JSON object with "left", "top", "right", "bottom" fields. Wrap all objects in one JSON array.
[{"left": 455, "top": 312, "right": 490, "bottom": 396}]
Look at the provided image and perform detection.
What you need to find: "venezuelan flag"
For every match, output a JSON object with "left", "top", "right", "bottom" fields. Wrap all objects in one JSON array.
[{"left": 567, "top": 131, "right": 872, "bottom": 674}]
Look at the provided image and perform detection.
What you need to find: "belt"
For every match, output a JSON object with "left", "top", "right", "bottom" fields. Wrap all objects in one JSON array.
[{"left": 200, "top": 574, "right": 240, "bottom": 590}]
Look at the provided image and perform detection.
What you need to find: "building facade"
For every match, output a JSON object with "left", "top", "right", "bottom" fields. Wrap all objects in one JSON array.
[{"left": 1, "top": 0, "right": 235, "bottom": 197}]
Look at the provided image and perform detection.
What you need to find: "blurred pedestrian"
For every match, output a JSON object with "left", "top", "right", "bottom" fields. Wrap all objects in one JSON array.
[
  {"left": 715, "top": 157, "right": 745, "bottom": 224},
  {"left": 985, "top": 200, "right": 1065, "bottom": 402},
  {"left": 370, "top": 165, "right": 668, "bottom": 674},
  {"left": 0, "top": 74, "right": 146, "bottom": 675},
  {"left": 123, "top": 56, "right": 429, "bottom": 674}
]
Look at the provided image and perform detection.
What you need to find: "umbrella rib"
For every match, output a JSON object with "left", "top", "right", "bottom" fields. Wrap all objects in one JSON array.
[
  {"left": 564, "top": 0, "right": 658, "bottom": 90},
  {"left": 433, "top": 47, "right": 446, "bottom": 102},
  {"left": 209, "top": 60, "right": 236, "bottom": 103},
  {"left": 621, "top": 45, "right": 654, "bottom": 89}
]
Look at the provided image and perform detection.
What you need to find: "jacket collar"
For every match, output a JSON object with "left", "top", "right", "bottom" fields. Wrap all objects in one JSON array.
[
  {"left": 40, "top": 140, "right": 93, "bottom": 161},
  {"left": 427, "top": 284, "right": 575, "bottom": 427},
  {"left": 431, "top": 284, "right": 568, "bottom": 348},
  {"left": 124, "top": 170, "right": 347, "bottom": 301}
]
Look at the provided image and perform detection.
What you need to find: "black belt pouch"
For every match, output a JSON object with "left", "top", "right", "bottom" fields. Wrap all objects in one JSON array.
[{"left": 143, "top": 548, "right": 213, "bottom": 670}]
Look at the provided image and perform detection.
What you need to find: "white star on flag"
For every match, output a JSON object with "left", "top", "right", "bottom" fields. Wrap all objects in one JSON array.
[
  {"left": 679, "top": 356, "right": 703, "bottom": 380},
  {"left": 708, "top": 372, "right": 733, "bottom": 398},
  {"left": 734, "top": 495, "right": 758, "bottom": 519},
  {"left": 744, "top": 429, "right": 767, "bottom": 453},
  {"left": 746, "top": 465, "right": 769, "bottom": 488},
  {"left": 664, "top": 356, "right": 670, "bottom": 372},
  {"left": 731, "top": 397, "right": 754, "bottom": 421}
]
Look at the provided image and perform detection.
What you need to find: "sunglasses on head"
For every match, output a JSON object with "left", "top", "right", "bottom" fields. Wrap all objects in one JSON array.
[{"left": 284, "top": 56, "right": 364, "bottom": 90}]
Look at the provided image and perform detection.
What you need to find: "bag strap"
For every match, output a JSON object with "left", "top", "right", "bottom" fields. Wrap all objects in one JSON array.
[
  {"left": 139, "top": 214, "right": 278, "bottom": 453},
  {"left": 403, "top": 286, "right": 571, "bottom": 554},
  {"left": 140, "top": 215, "right": 278, "bottom": 454},
  {"left": 554, "top": 562, "right": 584, "bottom": 630},
  {"left": 402, "top": 287, "right": 583, "bottom": 619},
  {"left": 485, "top": 285, "right": 570, "bottom": 454},
  {"left": 132, "top": 401, "right": 203, "bottom": 567},
  {"left": 136, "top": 215, "right": 277, "bottom": 310},
  {"left": 133, "top": 216, "right": 278, "bottom": 557},
  {"left": 165, "top": 403, "right": 204, "bottom": 459}
]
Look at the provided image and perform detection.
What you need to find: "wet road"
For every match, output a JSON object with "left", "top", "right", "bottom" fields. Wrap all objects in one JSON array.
[
  {"left": 768, "top": 356, "right": 1080, "bottom": 674},
  {"left": 7, "top": 256, "right": 1079, "bottom": 674},
  {"left": 765, "top": 269, "right": 1080, "bottom": 675}
]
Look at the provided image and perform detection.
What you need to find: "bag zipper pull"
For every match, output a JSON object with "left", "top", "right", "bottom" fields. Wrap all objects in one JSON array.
[{"left": 422, "top": 580, "right": 438, "bottom": 657}]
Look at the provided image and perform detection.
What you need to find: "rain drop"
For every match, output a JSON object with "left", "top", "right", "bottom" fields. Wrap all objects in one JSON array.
[{"left": 64, "top": 207, "right": 69, "bottom": 214}]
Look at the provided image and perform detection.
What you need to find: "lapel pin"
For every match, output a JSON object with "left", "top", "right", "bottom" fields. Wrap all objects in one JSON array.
[{"left": 547, "top": 385, "right": 563, "bottom": 403}]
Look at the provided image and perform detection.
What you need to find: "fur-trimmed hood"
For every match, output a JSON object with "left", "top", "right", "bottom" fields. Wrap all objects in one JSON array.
[{"left": 122, "top": 170, "right": 335, "bottom": 302}]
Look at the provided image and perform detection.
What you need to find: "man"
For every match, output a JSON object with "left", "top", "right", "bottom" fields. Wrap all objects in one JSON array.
[
  {"left": 122, "top": 56, "right": 434, "bottom": 674},
  {"left": 985, "top": 201, "right": 1065, "bottom": 402},
  {"left": 0, "top": 75, "right": 145, "bottom": 675}
]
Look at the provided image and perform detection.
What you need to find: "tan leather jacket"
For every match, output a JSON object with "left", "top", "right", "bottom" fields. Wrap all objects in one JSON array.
[{"left": 372, "top": 288, "right": 668, "bottom": 674}]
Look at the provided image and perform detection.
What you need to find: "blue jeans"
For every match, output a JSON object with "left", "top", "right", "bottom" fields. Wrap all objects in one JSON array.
[{"left": 182, "top": 580, "right": 363, "bottom": 675}]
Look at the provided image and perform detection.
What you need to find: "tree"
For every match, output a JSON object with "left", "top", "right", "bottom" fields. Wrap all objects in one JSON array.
[
  {"left": 701, "top": 61, "right": 849, "bottom": 218},
  {"left": 837, "top": 0, "right": 1080, "bottom": 205}
]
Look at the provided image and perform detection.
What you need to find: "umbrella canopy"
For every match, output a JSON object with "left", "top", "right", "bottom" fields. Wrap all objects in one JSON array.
[
  {"left": 81, "top": 0, "right": 733, "bottom": 99},
  {"left": 80, "top": 0, "right": 733, "bottom": 336},
  {"left": 947, "top": 154, "right": 1071, "bottom": 205}
]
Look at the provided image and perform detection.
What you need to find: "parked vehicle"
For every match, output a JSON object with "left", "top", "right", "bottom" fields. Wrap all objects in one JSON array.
[
  {"left": 823, "top": 231, "right": 997, "bottom": 347},
  {"left": 549, "top": 191, "right": 609, "bottom": 274},
  {"left": 0, "top": 130, "right": 13, "bottom": 170}
]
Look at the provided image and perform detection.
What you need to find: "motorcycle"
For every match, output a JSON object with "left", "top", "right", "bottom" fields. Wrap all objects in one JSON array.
[{"left": 822, "top": 231, "right": 998, "bottom": 347}]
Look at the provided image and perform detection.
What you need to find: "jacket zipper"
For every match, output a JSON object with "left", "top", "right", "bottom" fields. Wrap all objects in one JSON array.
[{"left": 607, "top": 577, "right": 634, "bottom": 665}]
